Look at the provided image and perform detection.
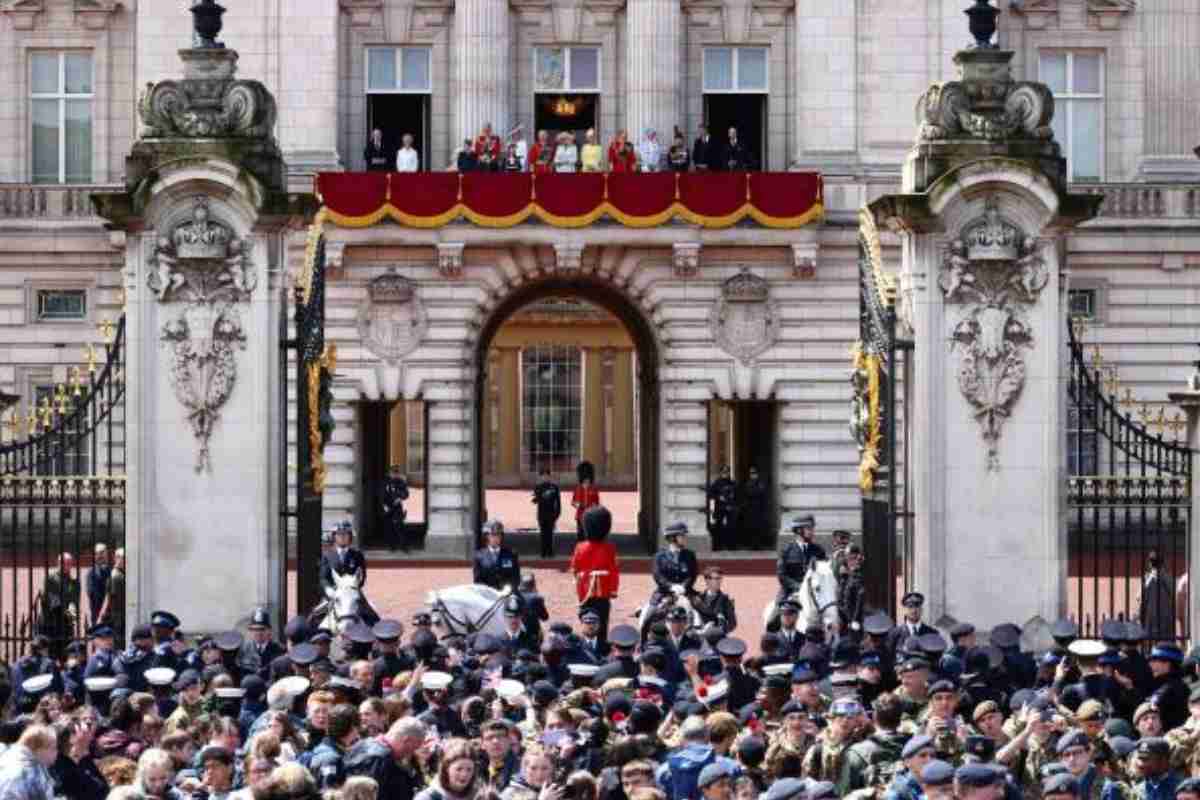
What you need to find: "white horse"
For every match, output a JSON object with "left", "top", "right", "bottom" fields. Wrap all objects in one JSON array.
[
  {"left": 426, "top": 585, "right": 512, "bottom": 639},
  {"left": 636, "top": 586, "right": 703, "bottom": 639},
  {"left": 762, "top": 559, "right": 840, "bottom": 632},
  {"left": 311, "top": 571, "right": 369, "bottom": 635}
]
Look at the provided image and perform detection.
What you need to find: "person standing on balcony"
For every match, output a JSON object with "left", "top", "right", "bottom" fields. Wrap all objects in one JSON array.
[
  {"left": 553, "top": 132, "right": 579, "bottom": 173},
  {"left": 364, "top": 128, "right": 391, "bottom": 172},
  {"left": 509, "top": 125, "right": 528, "bottom": 169},
  {"left": 637, "top": 129, "right": 663, "bottom": 172},
  {"left": 580, "top": 129, "right": 604, "bottom": 173},
  {"left": 474, "top": 122, "right": 502, "bottom": 172},
  {"left": 571, "top": 461, "right": 600, "bottom": 541},
  {"left": 722, "top": 127, "right": 751, "bottom": 171},
  {"left": 528, "top": 130, "right": 555, "bottom": 175},
  {"left": 395, "top": 134, "right": 419, "bottom": 172},
  {"left": 608, "top": 130, "right": 637, "bottom": 173},
  {"left": 668, "top": 128, "right": 690, "bottom": 172},
  {"left": 456, "top": 139, "right": 479, "bottom": 173}
]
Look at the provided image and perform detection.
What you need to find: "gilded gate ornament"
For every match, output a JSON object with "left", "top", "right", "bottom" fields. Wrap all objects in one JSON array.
[{"left": 941, "top": 196, "right": 1049, "bottom": 470}]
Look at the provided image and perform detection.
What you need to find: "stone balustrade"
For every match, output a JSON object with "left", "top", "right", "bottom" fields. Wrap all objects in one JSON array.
[
  {"left": 0, "top": 184, "right": 119, "bottom": 221},
  {"left": 1076, "top": 183, "right": 1200, "bottom": 220}
]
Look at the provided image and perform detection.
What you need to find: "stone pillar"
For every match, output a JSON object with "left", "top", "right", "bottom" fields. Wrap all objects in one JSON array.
[
  {"left": 868, "top": 38, "right": 1101, "bottom": 629},
  {"left": 625, "top": 0, "right": 681, "bottom": 144},
  {"left": 453, "top": 0, "right": 512, "bottom": 140},
  {"left": 1138, "top": 0, "right": 1200, "bottom": 180},
  {"left": 1168, "top": 390, "right": 1200, "bottom": 637},
  {"left": 94, "top": 35, "right": 312, "bottom": 630},
  {"left": 498, "top": 349, "right": 520, "bottom": 478},
  {"left": 425, "top": 381, "right": 472, "bottom": 555}
]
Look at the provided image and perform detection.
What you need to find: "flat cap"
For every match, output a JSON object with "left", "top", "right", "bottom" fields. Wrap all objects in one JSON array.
[
  {"left": 131, "top": 624, "right": 154, "bottom": 641},
  {"left": 697, "top": 762, "right": 732, "bottom": 788},
  {"left": 903, "top": 734, "right": 935, "bottom": 759},
  {"left": 283, "top": 616, "right": 310, "bottom": 645},
  {"left": 309, "top": 630, "right": 332, "bottom": 644},
  {"left": 88, "top": 624, "right": 115, "bottom": 640},
  {"left": 792, "top": 666, "right": 818, "bottom": 684},
  {"left": 579, "top": 608, "right": 601, "bottom": 624},
  {"left": 829, "top": 640, "right": 859, "bottom": 667},
  {"left": 716, "top": 637, "right": 747, "bottom": 657},
  {"left": 663, "top": 521, "right": 688, "bottom": 539},
  {"left": 779, "top": 599, "right": 800, "bottom": 613},
  {"left": 921, "top": 760, "right": 955, "bottom": 787},
  {"left": 791, "top": 514, "right": 816, "bottom": 530},
  {"left": 1108, "top": 736, "right": 1136, "bottom": 758},
  {"left": 928, "top": 678, "right": 959, "bottom": 695},
  {"left": 1099, "top": 620, "right": 1124, "bottom": 642},
  {"left": 215, "top": 630, "right": 243, "bottom": 652},
  {"left": 1135, "top": 737, "right": 1169, "bottom": 757},
  {"left": 901, "top": 592, "right": 925, "bottom": 608},
  {"left": 289, "top": 642, "right": 319, "bottom": 666},
  {"left": 863, "top": 612, "right": 894, "bottom": 636},
  {"left": 918, "top": 633, "right": 948, "bottom": 657},
  {"left": 1056, "top": 729, "right": 1090, "bottom": 755},
  {"left": 955, "top": 764, "right": 1000, "bottom": 788},
  {"left": 609, "top": 624, "right": 639, "bottom": 649},
  {"left": 1050, "top": 619, "right": 1079, "bottom": 641},
  {"left": 762, "top": 778, "right": 807, "bottom": 800},
  {"left": 949, "top": 623, "right": 976, "bottom": 639},
  {"left": 344, "top": 622, "right": 375, "bottom": 645},
  {"left": 151, "top": 610, "right": 181, "bottom": 629}
]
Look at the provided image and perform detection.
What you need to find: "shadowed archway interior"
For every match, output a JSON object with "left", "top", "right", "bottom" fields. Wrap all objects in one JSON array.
[{"left": 472, "top": 276, "right": 661, "bottom": 555}]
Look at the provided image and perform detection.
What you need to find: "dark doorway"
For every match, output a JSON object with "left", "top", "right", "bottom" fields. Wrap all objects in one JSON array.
[
  {"left": 707, "top": 400, "right": 779, "bottom": 550},
  {"left": 367, "top": 94, "right": 431, "bottom": 170},
  {"left": 474, "top": 278, "right": 659, "bottom": 556},
  {"left": 358, "top": 400, "right": 429, "bottom": 550},
  {"left": 534, "top": 94, "right": 599, "bottom": 142},
  {"left": 703, "top": 94, "right": 766, "bottom": 170}
]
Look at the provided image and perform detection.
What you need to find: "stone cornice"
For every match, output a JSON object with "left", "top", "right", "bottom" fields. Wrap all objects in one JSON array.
[
  {"left": 1013, "top": 0, "right": 1135, "bottom": 31},
  {"left": 2, "top": 0, "right": 43, "bottom": 30},
  {"left": 73, "top": 0, "right": 122, "bottom": 31}
]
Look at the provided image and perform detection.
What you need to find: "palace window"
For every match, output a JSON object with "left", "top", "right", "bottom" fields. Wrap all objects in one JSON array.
[
  {"left": 1067, "top": 288, "right": 1097, "bottom": 320},
  {"left": 702, "top": 47, "right": 768, "bottom": 93},
  {"left": 365, "top": 47, "right": 432, "bottom": 171},
  {"left": 366, "top": 46, "right": 432, "bottom": 92},
  {"left": 406, "top": 401, "right": 425, "bottom": 477},
  {"left": 534, "top": 47, "right": 600, "bottom": 92},
  {"left": 1067, "top": 404, "right": 1099, "bottom": 476},
  {"left": 1040, "top": 51, "right": 1103, "bottom": 183},
  {"left": 30, "top": 51, "right": 93, "bottom": 184},
  {"left": 521, "top": 346, "right": 583, "bottom": 475},
  {"left": 35, "top": 289, "right": 87, "bottom": 322}
]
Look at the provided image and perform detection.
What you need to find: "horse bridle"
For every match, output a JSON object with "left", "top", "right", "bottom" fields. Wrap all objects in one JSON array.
[
  {"left": 803, "top": 563, "right": 838, "bottom": 617},
  {"left": 430, "top": 592, "right": 507, "bottom": 637}
]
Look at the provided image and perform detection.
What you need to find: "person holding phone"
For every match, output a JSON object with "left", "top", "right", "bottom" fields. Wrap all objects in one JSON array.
[{"left": 500, "top": 745, "right": 563, "bottom": 800}]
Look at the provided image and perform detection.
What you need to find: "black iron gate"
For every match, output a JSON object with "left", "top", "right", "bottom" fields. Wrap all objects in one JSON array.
[
  {"left": 1067, "top": 317, "right": 1191, "bottom": 642},
  {"left": 0, "top": 316, "right": 126, "bottom": 659},
  {"left": 855, "top": 214, "right": 911, "bottom": 618},
  {"left": 284, "top": 227, "right": 333, "bottom": 624}
]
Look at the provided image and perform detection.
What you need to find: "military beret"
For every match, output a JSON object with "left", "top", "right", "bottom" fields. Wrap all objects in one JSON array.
[
  {"left": 964, "top": 648, "right": 991, "bottom": 676},
  {"left": 899, "top": 658, "right": 931, "bottom": 674},
  {"left": 1042, "top": 773, "right": 1078, "bottom": 797},
  {"left": 918, "top": 633, "right": 948, "bottom": 657},
  {"left": 901, "top": 592, "right": 925, "bottom": 608},
  {"left": 1056, "top": 729, "right": 1090, "bottom": 755},
  {"left": 248, "top": 607, "right": 271, "bottom": 629},
  {"left": 309, "top": 658, "right": 334, "bottom": 674},
  {"left": 283, "top": 616, "right": 310, "bottom": 645},
  {"left": 1133, "top": 702, "right": 1160, "bottom": 726},
  {"left": 344, "top": 622, "right": 375, "bottom": 645},
  {"left": 1149, "top": 643, "right": 1183, "bottom": 663},
  {"left": 928, "top": 678, "right": 959, "bottom": 695},
  {"left": 863, "top": 612, "right": 894, "bottom": 636},
  {"left": 1076, "top": 699, "right": 1106, "bottom": 722},
  {"left": 579, "top": 608, "right": 601, "bottom": 624},
  {"left": 956, "top": 764, "right": 1000, "bottom": 788},
  {"left": 903, "top": 735, "right": 935, "bottom": 759},
  {"left": 1136, "top": 737, "right": 1169, "bottom": 757},
  {"left": 697, "top": 762, "right": 732, "bottom": 789},
  {"left": 781, "top": 700, "right": 805, "bottom": 716},
  {"left": 764, "top": 673, "right": 791, "bottom": 691},
  {"left": 1109, "top": 736, "right": 1136, "bottom": 758},
  {"left": 131, "top": 624, "right": 154, "bottom": 641},
  {"left": 716, "top": 637, "right": 747, "bottom": 657},
  {"left": 609, "top": 624, "right": 639, "bottom": 649},
  {"left": 1050, "top": 619, "right": 1079, "bottom": 641},
  {"left": 663, "top": 521, "right": 689, "bottom": 539},
  {"left": 668, "top": 605, "right": 690, "bottom": 621},
  {"left": 762, "top": 778, "right": 807, "bottom": 800},
  {"left": 949, "top": 623, "right": 975, "bottom": 639},
  {"left": 990, "top": 624, "right": 1022, "bottom": 649},
  {"left": 1067, "top": 639, "right": 1106, "bottom": 659},
  {"left": 172, "top": 669, "right": 201, "bottom": 691},
  {"left": 308, "top": 630, "right": 332, "bottom": 645},
  {"left": 214, "top": 630, "right": 243, "bottom": 652},
  {"left": 921, "top": 760, "right": 955, "bottom": 787},
  {"left": 807, "top": 781, "right": 837, "bottom": 800},
  {"left": 1177, "top": 778, "right": 1200, "bottom": 798},
  {"left": 151, "top": 610, "right": 181, "bottom": 629},
  {"left": 972, "top": 700, "right": 1001, "bottom": 723},
  {"left": 199, "top": 745, "right": 234, "bottom": 765},
  {"left": 88, "top": 624, "right": 115, "bottom": 640},
  {"left": 1104, "top": 718, "right": 1133, "bottom": 739}
]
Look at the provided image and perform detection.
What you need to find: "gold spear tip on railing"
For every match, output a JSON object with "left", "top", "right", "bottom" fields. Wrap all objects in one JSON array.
[
  {"left": 69, "top": 366, "right": 83, "bottom": 397},
  {"left": 1103, "top": 367, "right": 1120, "bottom": 396},
  {"left": 38, "top": 396, "right": 53, "bottom": 429},
  {"left": 85, "top": 343, "right": 98, "bottom": 375},
  {"left": 1137, "top": 403, "right": 1153, "bottom": 426},
  {"left": 1119, "top": 387, "right": 1136, "bottom": 408},
  {"left": 54, "top": 384, "right": 70, "bottom": 416},
  {"left": 1090, "top": 345, "right": 1104, "bottom": 369},
  {"left": 97, "top": 317, "right": 115, "bottom": 345}
]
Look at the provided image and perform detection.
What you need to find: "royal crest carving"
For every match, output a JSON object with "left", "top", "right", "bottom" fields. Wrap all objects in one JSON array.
[
  {"left": 356, "top": 269, "right": 427, "bottom": 363},
  {"left": 147, "top": 198, "right": 255, "bottom": 472},
  {"left": 940, "top": 197, "right": 1049, "bottom": 470},
  {"left": 711, "top": 270, "right": 778, "bottom": 363}
]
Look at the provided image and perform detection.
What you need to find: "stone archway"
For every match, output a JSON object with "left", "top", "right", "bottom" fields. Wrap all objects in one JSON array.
[{"left": 470, "top": 275, "right": 662, "bottom": 554}]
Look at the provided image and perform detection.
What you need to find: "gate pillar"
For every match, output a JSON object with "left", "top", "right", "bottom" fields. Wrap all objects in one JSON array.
[
  {"left": 864, "top": 15, "right": 1100, "bottom": 630},
  {"left": 1168, "top": 390, "right": 1200, "bottom": 641},
  {"left": 94, "top": 11, "right": 314, "bottom": 631}
]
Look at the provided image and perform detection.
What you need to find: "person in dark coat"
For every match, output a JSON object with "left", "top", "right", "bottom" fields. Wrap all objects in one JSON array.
[
  {"left": 516, "top": 574, "right": 549, "bottom": 643},
  {"left": 472, "top": 520, "right": 521, "bottom": 591},
  {"left": 380, "top": 465, "right": 410, "bottom": 551},
  {"left": 721, "top": 126, "right": 753, "bottom": 171},
  {"left": 707, "top": 464, "right": 738, "bottom": 551},
  {"left": 363, "top": 128, "right": 391, "bottom": 172},
  {"left": 838, "top": 545, "right": 867, "bottom": 636},
  {"left": 1139, "top": 552, "right": 1176, "bottom": 642},
  {"left": 715, "top": 637, "right": 761, "bottom": 711},
  {"left": 236, "top": 607, "right": 285, "bottom": 683},
  {"left": 84, "top": 544, "right": 111, "bottom": 627},
  {"left": 1146, "top": 643, "right": 1189, "bottom": 731},
  {"left": 692, "top": 124, "right": 717, "bottom": 171},
  {"left": 531, "top": 466, "right": 562, "bottom": 559},
  {"left": 885, "top": 593, "right": 937, "bottom": 653},
  {"left": 497, "top": 596, "right": 540, "bottom": 657},
  {"left": 320, "top": 522, "right": 380, "bottom": 627},
  {"left": 649, "top": 522, "right": 699, "bottom": 611},
  {"left": 343, "top": 717, "right": 426, "bottom": 800},
  {"left": 774, "top": 515, "right": 826, "bottom": 626},
  {"left": 740, "top": 466, "right": 771, "bottom": 549},
  {"left": 692, "top": 565, "right": 738, "bottom": 634},
  {"left": 456, "top": 138, "right": 479, "bottom": 173}
]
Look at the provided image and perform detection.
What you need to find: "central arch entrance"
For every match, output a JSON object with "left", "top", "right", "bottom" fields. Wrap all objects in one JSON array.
[{"left": 473, "top": 276, "right": 661, "bottom": 555}]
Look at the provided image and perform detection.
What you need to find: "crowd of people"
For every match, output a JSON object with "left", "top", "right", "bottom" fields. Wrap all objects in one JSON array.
[
  {"left": 363, "top": 123, "right": 756, "bottom": 175},
  {"left": 4, "top": 505, "right": 1200, "bottom": 800}
]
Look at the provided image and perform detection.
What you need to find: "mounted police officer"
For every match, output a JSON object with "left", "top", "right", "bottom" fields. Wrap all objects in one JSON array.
[
  {"left": 649, "top": 522, "right": 699, "bottom": 614},
  {"left": 532, "top": 466, "right": 562, "bottom": 559},
  {"left": 319, "top": 521, "right": 380, "bottom": 627},
  {"left": 772, "top": 514, "right": 827, "bottom": 630},
  {"left": 692, "top": 565, "right": 738, "bottom": 634},
  {"left": 380, "top": 464, "right": 410, "bottom": 551},
  {"left": 472, "top": 519, "right": 521, "bottom": 591},
  {"left": 706, "top": 464, "right": 738, "bottom": 551}
]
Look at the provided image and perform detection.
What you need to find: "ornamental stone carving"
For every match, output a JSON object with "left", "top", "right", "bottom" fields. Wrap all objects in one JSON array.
[
  {"left": 916, "top": 50, "right": 1055, "bottom": 143},
  {"left": 940, "top": 197, "right": 1049, "bottom": 470},
  {"left": 147, "top": 197, "right": 255, "bottom": 472},
  {"left": 436, "top": 242, "right": 464, "bottom": 279},
  {"left": 553, "top": 243, "right": 584, "bottom": 272},
  {"left": 710, "top": 270, "right": 778, "bottom": 364},
  {"left": 673, "top": 243, "right": 701, "bottom": 279},
  {"left": 138, "top": 49, "right": 277, "bottom": 139},
  {"left": 356, "top": 268, "right": 428, "bottom": 363}
]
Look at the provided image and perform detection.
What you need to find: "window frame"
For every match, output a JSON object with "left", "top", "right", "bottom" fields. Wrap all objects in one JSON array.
[
  {"left": 518, "top": 345, "right": 585, "bottom": 476},
  {"left": 533, "top": 46, "right": 602, "bottom": 93},
  {"left": 25, "top": 280, "right": 95, "bottom": 326},
  {"left": 702, "top": 46, "right": 770, "bottom": 94},
  {"left": 1038, "top": 49, "right": 1105, "bottom": 183},
  {"left": 364, "top": 46, "right": 433, "bottom": 95},
  {"left": 35, "top": 288, "right": 88, "bottom": 322},
  {"left": 29, "top": 49, "right": 95, "bottom": 185}
]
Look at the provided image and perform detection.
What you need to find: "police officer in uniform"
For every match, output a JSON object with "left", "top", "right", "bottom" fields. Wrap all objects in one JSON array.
[
  {"left": 238, "top": 607, "right": 285, "bottom": 682},
  {"left": 772, "top": 514, "right": 826, "bottom": 630},
  {"left": 320, "top": 521, "right": 380, "bottom": 627},
  {"left": 84, "top": 624, "right": 117, "bottom": 678},
  {"left": 380, "top": 464, "right": 410, "bottom": 551},
  {"left": 371, "top": 620, "right": 413, "bottom": 694},
  {"left": 150, "top": 610, "right": 183, "bottom": 671},
  {"left": 838, "top": 545, "right": 866, "bottom": 637},
  {"left": 886, "top": 593, "right": 937, "bottom": 653},
  {"left": 692, "top": 565, "right": 738, "bottom": 634},
  {"left": 115, "top": 624, "right": 157, "bottom": 692},
  {"left": 648, "top": 522, "right": 699, "bottom": 615},
  {"left": 740, "top": 466, "right": 771, "bottom": 549},
  {"left": 531, "top": 466, "right": 562, "bottom": 559},
  {"left": 706, "top": 464, "right": 738, "bottom": 551},
  {"left": 472, "top": 519, "right": 521, "bottom": 591}
]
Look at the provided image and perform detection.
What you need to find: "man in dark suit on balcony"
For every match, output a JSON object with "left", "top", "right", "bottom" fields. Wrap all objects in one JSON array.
[{"left": 693, "top": 124, "right": 718, "bottom": 171}]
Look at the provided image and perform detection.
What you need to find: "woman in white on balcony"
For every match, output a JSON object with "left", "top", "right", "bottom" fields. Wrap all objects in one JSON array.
[
  {"left": 395, "top": 133, "right": 420, "bottom": 172},
  {"left": 553, "top": 131, "right": 578, "bottom": 173},
  {"left": 637, "top": 128, "right": 663, "bottom": 172}
]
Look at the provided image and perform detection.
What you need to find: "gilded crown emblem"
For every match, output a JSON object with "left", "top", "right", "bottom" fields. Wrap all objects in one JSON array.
[
  {"left": 721, "top": 270, "right": 770, "bottom": 303},
  {"left": 367, "top": 269, "right": 415, "bottom": 304},
  {"left": 962, "top": 196, "right": 1019, "bottom": 262},
  {"left": 172, "top": 198, "right": 231, "bottom": 259}
]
